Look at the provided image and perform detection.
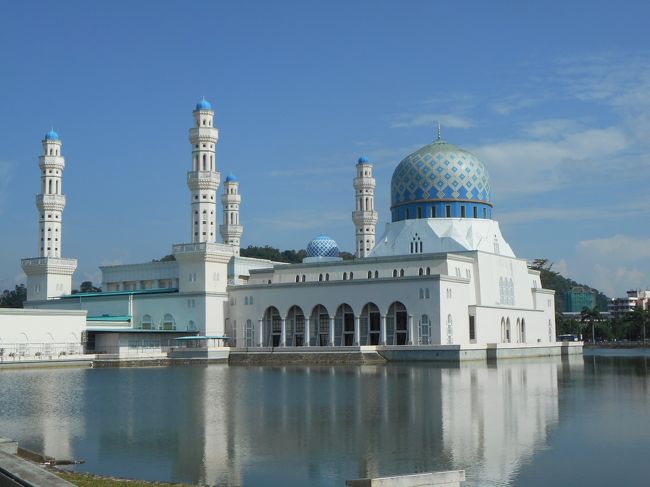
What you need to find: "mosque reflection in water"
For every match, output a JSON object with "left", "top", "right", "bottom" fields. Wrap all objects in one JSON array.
[{"left": 0, "top": 358, "right": 582, "bottom": 486}]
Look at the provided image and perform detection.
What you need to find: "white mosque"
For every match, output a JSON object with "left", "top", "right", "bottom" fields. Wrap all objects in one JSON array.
[{"left": 4, "top": 98, "right": 577, "bottom": 361}]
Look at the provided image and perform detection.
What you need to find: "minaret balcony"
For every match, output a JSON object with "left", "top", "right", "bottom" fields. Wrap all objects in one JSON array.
[
  {"left": 187, "top": 171, "right": 220, "bottom": 190},
  {"left": 188, "top": 127, "right": 218, "bottom": 143},
  {"left": 352, "top": 210, "right": 378, "bottom": 225},
  {"left": 36, "top": 194, "right": 66, "bottom": 211}
]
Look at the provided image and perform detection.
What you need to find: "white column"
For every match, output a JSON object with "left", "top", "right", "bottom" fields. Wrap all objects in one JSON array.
[
  {"left": 329, "top": 317, "right": 335, "bottom": 346},
  {"left": 304, "top": 317, "right": 310, "bottom": 347},
  {"left": 408, "top": 314, "right": 414, "bottom": 345},
  {"left": 258, "top": 319, "right": 264, "bottom": 347},
  {"left": 380, "top": 315, "right": 387, "bottom": 345},
  {"left": 280, "top": 318, "right": 286, "bottom": 347},
  {"left": 354, "top": 315, "right": 360, "bottom": 346}
]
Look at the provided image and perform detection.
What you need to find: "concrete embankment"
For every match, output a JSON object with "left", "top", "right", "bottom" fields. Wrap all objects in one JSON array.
[{"left": 0, "top": 438, "right": 74, "bottom": 487}]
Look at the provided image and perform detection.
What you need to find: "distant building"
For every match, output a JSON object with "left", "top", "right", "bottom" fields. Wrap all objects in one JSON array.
[
  {"left": 564, "top": 287, "right": 596, "bottom": 312},
  {"left": 609, "top": 290, "right": 650, "bottom": 317}
]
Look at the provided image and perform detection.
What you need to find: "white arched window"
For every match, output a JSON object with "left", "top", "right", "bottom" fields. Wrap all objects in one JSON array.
[
  {"left": 163, "top": 313, "right": 175, "bottom": 330},
  {"left": 141, "top": 314, "right": 152, "bottom": 330}
]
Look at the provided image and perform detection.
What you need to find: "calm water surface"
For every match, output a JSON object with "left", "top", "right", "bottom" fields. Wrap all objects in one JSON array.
[{"left": 0, "top": 352, "right": 649, "bottom": 487}]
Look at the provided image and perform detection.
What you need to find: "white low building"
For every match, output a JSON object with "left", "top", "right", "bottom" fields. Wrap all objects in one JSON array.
[{"left": 7, "top": 100, "right": 567, "bottom": 361}]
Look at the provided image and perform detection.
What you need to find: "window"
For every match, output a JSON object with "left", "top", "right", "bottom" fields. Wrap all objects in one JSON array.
[
  {"left": 302, "top": 275, "right": 306, "bottom": 282},
  {"left": 469, "top": 316, "right": 476, "bottom": 341},
  {"left": 455, "top": 267, "right": 461, "bottom": 278},
  {"left": 249, "top": 296, "right": 253, "bottom": 305},
  {"left": 460, "top": 206, "right": 466, "bottom": 218},
  {"left": 393, "top": 269, "right": 398, "bottom": 278},
  {"left": 296, "top": 275, "right": 300, "bottom": 283},
  {"left": 405, "top": 208, "right": 410, "bottom": 219},
  {"left": 343, "top": 272, "right": 347, "bottom": 280},
  {"left": 473, "top": 206, "right": 478, "bottom": 218},
  {"left": 426, "top": 267, "right": 431, "bottom": 275},
  {"left": 418, "top": 268, "right": 423, "bottom": 276},
  {"left": 431, "top": 206, "right": 436, "bottom": 218},
  {"left": 245, "top": 296, "right": 249, "bottom": 305},
  {"left": 319, "top": 274, "right": 323, "bottom": 282},
  {"left": 445, "top": 205, "right": 451, "bottom": 217},
  {"left": 399, "top": 269, "right": 405, "bottom": 277},
  {"left": 447, "top": 314, "right": 453, "bottom": 344},
  {"left": 425, "top": 288, "right": 430, "bottom": 299},
  {"left": 325, "top": 273, "right": 329, "bottom": 281},
  {"left": 494, "top": 236, "right": 500, "bottom": 254},
  {"left": 417, "top": 207, "right": 422, "bottom": 219},
  {"left": 483, "top": 208, "right": 487, "bottom": 218},
  {"left": 368, "top": 270, "right": 372, "bottom": 279},
  {"left": 466, "top": 269, "right": 471, "bottom": 279},
  {"left": 419, "top": 288, "right": 424, "bottom": 299},
  {"left": 374, "top": 270, "right": 379, "bottom": 278},
  {"left": 349, "top": 272, "right": 354, "bottom": 280}
]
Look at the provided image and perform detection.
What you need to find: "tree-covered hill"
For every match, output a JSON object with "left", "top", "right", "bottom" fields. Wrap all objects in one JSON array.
[
  {"left": 240, "top": 245, "right": 354, "bottom": 263},
  {"left": 529, "top": 258, "right": 610, "bottom": 313}
]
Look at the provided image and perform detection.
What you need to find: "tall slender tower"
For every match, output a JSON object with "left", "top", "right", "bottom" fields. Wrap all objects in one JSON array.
[
  {"left": 219, "top": 173, "right": 243, "bottom": 251},
  {"left": 352, "top": 156, "right": 378, "bottom": 258},
  {"left": 188, "top": 98, "right": 220, "bottom": 243},
  {"left": 21, "top": 130, "right": 77, "bottom": 301}
]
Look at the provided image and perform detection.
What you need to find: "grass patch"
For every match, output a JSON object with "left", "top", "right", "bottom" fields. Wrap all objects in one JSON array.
[{"left": 54, "top": 470, "right": 195, "bottom": 486}]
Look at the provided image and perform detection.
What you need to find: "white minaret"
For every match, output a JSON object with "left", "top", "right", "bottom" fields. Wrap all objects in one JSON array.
[
  {"left": 21, "top": 130, "right": 77, "bottom": 301},
  {"left": 352, "top": 156, "right": 378, "bottom": 258},
  {"left": 188, "top": 98, "right": 220, "bottom": 243},
  {"left": 219, "top": 173, "right": 243, "bottom": 252}
]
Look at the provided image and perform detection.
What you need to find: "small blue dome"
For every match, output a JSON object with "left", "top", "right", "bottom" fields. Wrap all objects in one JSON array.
[
  {"left": 195, "top": 99, "right": 212, "bottom": 110},
  {"left": 45, "top": 129, "right": 59, "bottom": 141},
  {"left": 358, "top": 156, "right": 369, "bottom": 164},
  {"left": 306, "top": 235, "right": 340, "bottom": 258},
  {"left": 225, "top": 173, "right": 237, "bottom": 183}
]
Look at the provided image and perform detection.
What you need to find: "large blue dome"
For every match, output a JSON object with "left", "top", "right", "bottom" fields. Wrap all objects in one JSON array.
[
  {"left": 390, "top": 139, "right": 492, "bottom": 221},
  {"left": 306, "top": 235, "right": 340, "bottom": 258},
  {"left": 44, "top": 129, "right": 59, "bottom": 141},
  {"left": 225, "top": 173, "right": 237, "bottom": 183},
  {"left": 195, "top": 99, "right": 212, "bottom": 110}
]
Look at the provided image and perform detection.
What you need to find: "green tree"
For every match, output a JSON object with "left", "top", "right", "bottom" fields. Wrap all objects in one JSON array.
[
  {"left": 627, "top": 307, "right": 649, "bottom": 343},
  {"left": 580, "top": 306, "right": 601, "bottom": 343},
  {"left": 0, "top": 284, "right": 27, "bottom": 308}
]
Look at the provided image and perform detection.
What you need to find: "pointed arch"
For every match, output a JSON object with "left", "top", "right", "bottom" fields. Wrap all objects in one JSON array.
[
  {"left": 310, "top": 304, "right": 330, "bottom": 346},
  {"left": 387, "top": 301, "right": 408, "bottom": 345},
  {"left": 335, "top": 303, "right": 355, "bottom": 346},
  {"left": 360, "top": 302, "right": 380, "bottom": 345},
  {"left": 263, "top": 306, "right": 282, "bottom": 347},
  {"left": 287, "top": 305, "right": 305, "bottom": 346}
]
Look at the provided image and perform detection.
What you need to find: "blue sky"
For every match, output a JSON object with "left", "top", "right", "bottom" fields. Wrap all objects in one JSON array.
[{"left": 1, "top": 0, "right": 649, "bottom": 297}]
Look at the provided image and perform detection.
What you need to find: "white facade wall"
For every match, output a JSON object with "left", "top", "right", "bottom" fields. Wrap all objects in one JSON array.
[{"left": 0, "top": 309, "right": 86, "bottom": 345}]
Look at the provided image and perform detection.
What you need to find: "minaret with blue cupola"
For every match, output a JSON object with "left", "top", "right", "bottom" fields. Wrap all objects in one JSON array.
[
  {"left": 21, "top": 130, "right": 77, "bottom": 301},
  {"left": 352, "top": 156, "right": 378, "bottom": 258},
  {"left": 220, "top": 173, "right": 243, "bottom": 252},
  {"left": 188, "top": 98, "right": 220, "bottom": 243}
]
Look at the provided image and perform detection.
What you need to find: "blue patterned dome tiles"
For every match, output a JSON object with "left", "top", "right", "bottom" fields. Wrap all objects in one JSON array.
[
  {"left": 391, "top": 140, "right": 491, "bottom": 208},
  {"left": 357, "top": 156, "right": 369, "bottom": 164},
  {"left": 306, "top": 235, "right": 340, "bottom": 258},
  {"left": 225, "top": 173, "right": 237, "bottom": 183}
]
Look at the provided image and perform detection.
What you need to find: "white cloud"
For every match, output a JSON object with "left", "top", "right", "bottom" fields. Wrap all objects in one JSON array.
[
  {"left": 253, "top": 210, "right": 349, "bottom": 231},
  {"left": 390, "top": 113, "right": 473, "bottom": 129},
  {"left": 589, "top": 263, "right": 646, "bottom": 297},
  {"left": 472, "top": 126, "right": 628, "bottom": 196},
  {"left": 577, "top": 235, "right": 650, "bottom": 261},
  {"left": 500, "top": 199, "right": 650, "bottom": 225},
  {"left": 553, "top": 259, "right": 569, "bottom": 277}
]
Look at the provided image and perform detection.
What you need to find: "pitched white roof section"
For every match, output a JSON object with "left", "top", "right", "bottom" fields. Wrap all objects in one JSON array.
[{"left": 369, "top": 218, "right": 515, "bottom": 258}]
